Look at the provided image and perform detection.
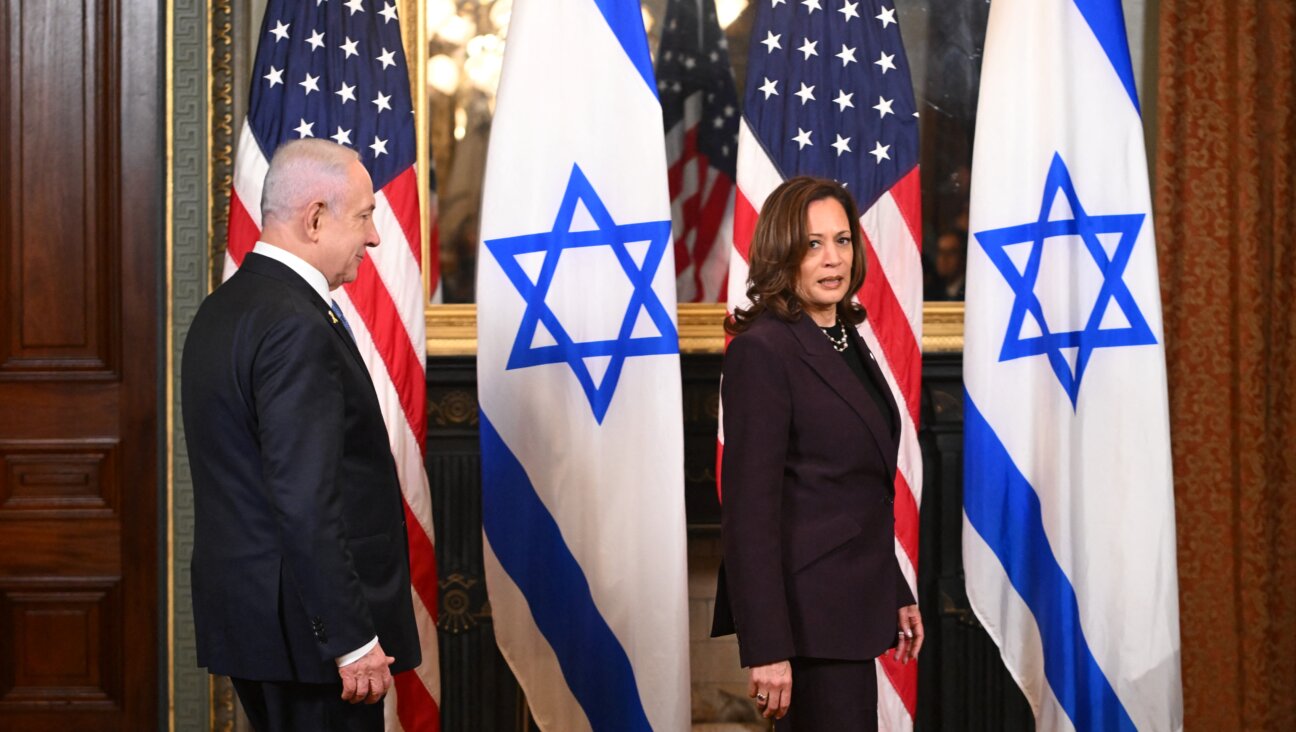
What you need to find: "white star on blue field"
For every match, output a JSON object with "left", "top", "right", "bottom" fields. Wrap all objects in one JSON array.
[
  {"left": 484, "top": 164, "right": 678, "bottom": 424},
  {"left": 974, "top": 153, "right": 1157, "bottom": 407}
]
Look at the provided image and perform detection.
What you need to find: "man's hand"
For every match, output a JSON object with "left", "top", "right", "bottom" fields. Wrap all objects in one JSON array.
[
  {"left": 892, "top": 604, "right": 924, "bottom": 664},
  {"left": 748, "top": 660, "right": 792, "bottom": 719},
  {"left": 339, "top": 642, "right": 396, "bottom": 704}
]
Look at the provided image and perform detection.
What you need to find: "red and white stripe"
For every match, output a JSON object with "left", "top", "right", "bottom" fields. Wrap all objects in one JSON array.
[
  {"left": 666, "top": 92, "right": 734, "bottom": 304},
  {"left": 724, "top": 118, "right": 923, "bottom": 729},
  {"left": 225, "top": 121, "right": 442, "bottom": 731}
]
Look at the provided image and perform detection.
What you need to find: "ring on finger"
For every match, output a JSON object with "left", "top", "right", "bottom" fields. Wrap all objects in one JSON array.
[{"left": 756, "top": 692, "right": 768, "bottom": 703}]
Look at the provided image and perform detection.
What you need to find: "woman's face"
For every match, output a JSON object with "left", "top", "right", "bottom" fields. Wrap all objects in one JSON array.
[{"left": 795, "top": 197, "right": 854, "bottom": 325}]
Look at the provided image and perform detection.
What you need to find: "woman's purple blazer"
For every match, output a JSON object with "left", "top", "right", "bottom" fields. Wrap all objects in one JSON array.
[{"left": 711, "top": 310, "right": 915, "bottom": 668}]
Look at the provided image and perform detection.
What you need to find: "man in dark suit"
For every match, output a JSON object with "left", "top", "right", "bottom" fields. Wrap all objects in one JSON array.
[{"left": 183, "top": 139, "right": 420, "bottom": 731}]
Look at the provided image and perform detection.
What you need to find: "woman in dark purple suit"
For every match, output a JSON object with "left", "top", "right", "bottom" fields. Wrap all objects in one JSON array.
[{"left": 712, "top": 177, "right": 924, "bottom": 730}]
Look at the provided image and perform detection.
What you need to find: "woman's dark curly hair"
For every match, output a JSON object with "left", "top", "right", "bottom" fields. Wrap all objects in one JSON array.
[{"left": 727, "top": 176, "right": 866, "bottom": 335}]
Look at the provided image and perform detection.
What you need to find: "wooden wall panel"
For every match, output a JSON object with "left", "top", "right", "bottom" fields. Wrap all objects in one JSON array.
[
  {"left": 0, "top": 579, "right": 122, "bottom": 710},
  {"left": 0, "top": 0, "right": 159, "bottom": 728},
  {"left": 0, "top": 441, "right": 118, "bottom": 516},
  {"left": 1, "top": 0, "right": 115, "bottom": 376}
]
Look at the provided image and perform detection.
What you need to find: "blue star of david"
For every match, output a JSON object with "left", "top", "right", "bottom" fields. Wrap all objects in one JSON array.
[
  {"left": 484, "top": 164, "right": 678, "bottom": 424},
  {"left": 974, "top": 153, "right": 1157, "bottom": 407}
]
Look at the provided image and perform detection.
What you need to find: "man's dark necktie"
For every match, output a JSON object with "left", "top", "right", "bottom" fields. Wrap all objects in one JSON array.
[{"left": 329, "top": 299, "right": 356, "bottom": 342}]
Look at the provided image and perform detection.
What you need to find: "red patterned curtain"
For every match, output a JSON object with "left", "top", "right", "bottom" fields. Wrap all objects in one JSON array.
[{"left": 1155, "top": 1, "right": 1295, "bottom": 729}]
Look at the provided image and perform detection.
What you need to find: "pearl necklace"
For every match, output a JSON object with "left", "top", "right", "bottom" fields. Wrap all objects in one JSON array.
[{"left": 820, "top": 321, "right": 849, "bottom": 353}]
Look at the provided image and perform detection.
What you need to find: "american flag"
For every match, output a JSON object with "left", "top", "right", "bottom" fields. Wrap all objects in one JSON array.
[
  {"left": 729, "top": 0, "right": 923, "bottom": 726},
  {"left": 225, "top": 1, "right": 441, "bottom": 729},
  {"left": 657, "top": 0, "right": 740, "bottom": 303}
]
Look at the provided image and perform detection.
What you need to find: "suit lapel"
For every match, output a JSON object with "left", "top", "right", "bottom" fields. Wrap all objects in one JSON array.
[
  {"left": 849, "top": 326, "right": 901, "bottom": 441},
  {"left": 790, "top": 316, "right": 898, "bottom": 480},
  {"left": 242, "top": 253, "right": 369, "bottom": 371}
]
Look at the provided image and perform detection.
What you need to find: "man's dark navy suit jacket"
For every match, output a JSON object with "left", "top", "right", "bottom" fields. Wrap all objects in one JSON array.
[{"left": 183, "top": 252, "right": 420, "bottom": 683}]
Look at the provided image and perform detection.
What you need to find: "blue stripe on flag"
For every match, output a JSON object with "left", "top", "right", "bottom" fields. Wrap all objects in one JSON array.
[
  {"left": 591, "top": 0, "right": 658, "bottom": 98},
  {"left": 1071, "top": 0, "right": 1141, "bottom": 113},
  {"left": 963, "top": 391, "right": 1136, "bottom": 732},
  {"left": 480, "top": 413, "right": 651, "bottom": 732}
]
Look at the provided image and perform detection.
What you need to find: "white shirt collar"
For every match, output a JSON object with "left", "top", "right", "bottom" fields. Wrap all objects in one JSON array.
[{"left": 252, "top": 241, "right": 332, "bottom": 305}]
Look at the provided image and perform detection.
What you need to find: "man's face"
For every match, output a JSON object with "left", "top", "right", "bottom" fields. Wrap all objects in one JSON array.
[
  {"left": 935, "top": 233, "right": 965, "bottom": 279},
  {"left": 317, "top": 160, "right": 379, "bottom": 289}
]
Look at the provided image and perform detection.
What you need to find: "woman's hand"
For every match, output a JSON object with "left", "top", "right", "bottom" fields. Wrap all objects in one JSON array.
[
  {"left": 892, "top": 604, "right": 924, "bottom": 664},
  {"left": 748, "top": 660, "right": 792, "bottom": 719}
]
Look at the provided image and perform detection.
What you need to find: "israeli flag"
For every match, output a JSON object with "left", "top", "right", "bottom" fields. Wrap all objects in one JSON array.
[
  {"left": 476, "top": 1, "right": 690, "bottom": 730},
  {"left": 963, "top": 1, "right": 1182, "bottom": 731}
]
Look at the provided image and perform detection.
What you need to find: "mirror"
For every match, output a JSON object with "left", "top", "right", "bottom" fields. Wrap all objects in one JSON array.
[
  {"left": 416, "top": 0, "right": 983, "bottom": 311},
  {"left": 222, "top": 1, "right": 983, "bottom": 353}
]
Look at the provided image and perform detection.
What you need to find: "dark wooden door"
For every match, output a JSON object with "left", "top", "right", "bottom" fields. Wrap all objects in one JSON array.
[{"left": 0, "top": 0, "right": 160, "bottom": 729}]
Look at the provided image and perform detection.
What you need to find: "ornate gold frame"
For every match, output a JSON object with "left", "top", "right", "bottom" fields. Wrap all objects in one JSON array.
[{"left": 426, "top": 302, "right": 966, "bottom": 356}]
